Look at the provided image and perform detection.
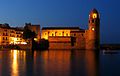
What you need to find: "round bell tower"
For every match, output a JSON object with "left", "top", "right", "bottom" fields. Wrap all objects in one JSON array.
[{"left": 87, "top": 8, "right": 100, "bottom": 50}]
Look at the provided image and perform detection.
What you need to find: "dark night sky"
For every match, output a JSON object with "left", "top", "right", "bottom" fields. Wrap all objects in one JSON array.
[{"left": 0, "top": 0, "right": 119, "bottom": 44}]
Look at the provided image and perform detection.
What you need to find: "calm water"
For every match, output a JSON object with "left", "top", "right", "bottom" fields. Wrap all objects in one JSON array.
[{"left": 0, "top": 50, "right": 120, "bottom": 76}]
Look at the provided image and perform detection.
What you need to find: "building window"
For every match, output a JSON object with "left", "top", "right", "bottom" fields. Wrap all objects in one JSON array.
[
  {"left": 6, "top": 37, "right": 7, "bottom": 40},
  {"left": 6, "top": 33, "right": 8, "bottom": 36},
  {"left": 55, "top": 31, "right": 57, "bottom": 36},
  {"left": 52, "top": 33, "right": 54, "bottom": 36},
  {"left": 62, "top": 31, "right": 64, "bottom": 36},
  {"left": 59, "top": 33, "right": 61, "bottom": 35},
  {"left": 3, "top": 37, "right": 4, "bottom": 40},
  {"left": 71, "top": 37, "right": 76, "bottom": 46},
  {"left": 74, "top": 34, "right": 76, "bottom": 36},
  {"left": 45, "top": 33, "right": 47, "bottom": 35},
  {"left": 66, "top": 33, "right": 68, "bottom": 36},
  {"left": 81, "top": 34, "right": 83, "bottom": 36},
  {"left": 92, "top": 19, "right": 95, "bottom": 23},
  {"left": 92, "top": 27, "right": 95, "bottom": 31},
  {"left": 48, "top": 31, "right": 50, "bottom": 36},
  {"left": 3, "top": 33, "right": 5, "bottom": 36}
]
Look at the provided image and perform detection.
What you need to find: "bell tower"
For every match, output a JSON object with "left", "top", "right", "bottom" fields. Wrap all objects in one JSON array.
[{"left": 86, "top": 9, "right": 100, "bottom": 50}]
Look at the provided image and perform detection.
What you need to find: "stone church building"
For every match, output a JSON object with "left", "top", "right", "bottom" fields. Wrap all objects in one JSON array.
[{"left": 41, "top": 9, "right": 100, "bottom": 50}]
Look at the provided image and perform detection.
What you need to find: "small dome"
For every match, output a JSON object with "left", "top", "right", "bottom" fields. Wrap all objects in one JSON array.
[
  {"left": 89, "top": 8, "right": 100, "bottom": 19},
  {"left": 90, "top": 8, "right": 99, "bottom": 14}
]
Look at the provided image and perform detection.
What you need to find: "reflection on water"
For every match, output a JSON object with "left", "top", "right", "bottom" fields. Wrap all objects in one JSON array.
[
  {"left": 0, "top": 49, "right": 120, "bottom": 76},
  {"left": 10, "top": 50, "right": 26, "bottom": 76},
  {"left": 12, "top": 50, "right": 18, "bottom": 76}
]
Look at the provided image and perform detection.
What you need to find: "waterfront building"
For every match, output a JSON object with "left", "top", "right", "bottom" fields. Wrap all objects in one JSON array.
[
  {"left": 0, "top": 23, "right": 40, "bottom": 46},
  {"left": 0, "top": 9, "right": 100, "bottom": 50},
  {"left": 0, "top": 24, "right": 26, "bottom": 45},
  {"left": 41, "top": 9, "right": 100, "bottom": 50}
]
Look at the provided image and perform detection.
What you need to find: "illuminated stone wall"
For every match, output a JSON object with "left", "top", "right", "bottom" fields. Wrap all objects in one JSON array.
[
  {"left": 48, "top": 36, "right": 71, "bottom": 49},
  {"left": 70, "top": 31, "right": 86, "bottom": 49},
  {"left": 41, "top": 29, "right": 71, "bottom": 40},
  {"left": 41, "top": 27, "right": 86, "bottom": 49},
  {"left": 0, "top": 24, "right": 27, "bottom": 45}
]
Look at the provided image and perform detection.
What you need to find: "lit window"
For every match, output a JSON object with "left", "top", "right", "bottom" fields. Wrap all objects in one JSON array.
[
  {"left": 66, "top": 33, "right": 68, "bottom": 36},
  {"left": 92, "top": 27, "right": 95, "bottom": 31},
  {"left": 52, "top": 34, "right": 54, "bottom": 36},
  {"left": 92, "top": 13, "right": 97, "bottom": 19},
  {"left": 45, "top": 33, "right": 47, "bottom": 35},
  {"left": 3, "top": 37, "right": 4, "bottom": 40}
]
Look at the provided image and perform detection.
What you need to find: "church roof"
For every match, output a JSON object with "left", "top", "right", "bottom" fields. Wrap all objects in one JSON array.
[
  {"left": 42, "top": 27, "right": 84, "bottom": 30},
  {"left": 70, "top": 30, "right": 85, "bottom": 33}
]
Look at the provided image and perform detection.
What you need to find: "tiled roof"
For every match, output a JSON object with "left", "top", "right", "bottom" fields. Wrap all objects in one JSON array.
[{"left": 42, "top": 27, "right": 84, "bottom": 30}]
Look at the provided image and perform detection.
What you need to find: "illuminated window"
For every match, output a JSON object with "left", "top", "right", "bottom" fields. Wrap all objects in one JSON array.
[
  {"left": 45, "top": 33, "right": 47, "bottom": 35},
  {"left": 6, "top": 33, "right": 8, "bottom": 36},
  {"left": 3, "top": 33, "right": 5, "bottom": 36},
  {"left": 74, "top": 34, "right": 76, "bottom": 36},
  {"left": 3, "top": 37, "right": 4, "bottom": 40},
  {"left": 66, "top": 33, "right": 68, "bottom": 36},
  {"left": 92, "top": 27, "right": 95, "bottom": 31},
  {"left": 92, "top": 13, "right": 97, "bottom": 19},
  {"left": 52, "top": 34, "right": 54, "bottom": 36},
  {"left": 62, "top": 31, "right": 64, "bottom": 36}
]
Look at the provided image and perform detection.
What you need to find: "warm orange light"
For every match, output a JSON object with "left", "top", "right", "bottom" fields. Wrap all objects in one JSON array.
[
  {"left": 42, "top": 35, "right": 48, "bottom": 40},
  {"left": 92, "top": 13, "right": 97, "bottom": 19},
  {"left": 34, "top": 38, "right": 38, "bottom": 41},
  {"left": 12, "top": 50, "right": 19, "bottom": 76},
  {"left": 92, "top": 27, "right": 95, "bottom": 31},
  {"left": 14, "top": 38, "right": 17, "bottom": 41},
  {"left": 21, "top": 42, "right": 27, "bottom": 44}
]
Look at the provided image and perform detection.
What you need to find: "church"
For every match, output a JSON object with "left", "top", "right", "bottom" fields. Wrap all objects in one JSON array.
[{"left": 41, "top": 9, "right": 100, "bottom": 50}]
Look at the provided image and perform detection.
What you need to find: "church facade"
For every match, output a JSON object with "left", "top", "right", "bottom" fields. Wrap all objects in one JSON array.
[{"left": 41, "top": 9, "right": 100, "bottom": 50}]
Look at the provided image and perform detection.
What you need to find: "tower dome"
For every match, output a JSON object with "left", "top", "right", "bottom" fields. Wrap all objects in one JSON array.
[
  {"left": 91, "top": 8, "right": 99, "bottom": 13},
  {"left": 89, "top": 8, "right": 100, "bottom": 19}
]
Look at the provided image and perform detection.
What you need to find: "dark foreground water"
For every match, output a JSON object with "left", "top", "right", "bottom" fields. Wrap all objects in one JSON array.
[{"left": 0, "top": 50, "right": 120, "bottom": 76}]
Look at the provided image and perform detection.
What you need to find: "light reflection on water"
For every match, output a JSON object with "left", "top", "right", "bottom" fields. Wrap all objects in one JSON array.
[{"left": 0, "top": 50, "right": 120, "bottom": 76}]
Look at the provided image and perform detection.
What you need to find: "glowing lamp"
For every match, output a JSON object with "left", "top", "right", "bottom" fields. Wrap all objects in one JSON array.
[
  {"left": 92, "top": 13, "right": 97, "bottom": 19},
  {"left": 92, "top": 27, "right": 95, "bottom": 31},
  {"left": 34, "top": 38, "right": 38, "bottom": 41},
  {"left": 14, "top": 38, "right": 17, "bottom": 41}
]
